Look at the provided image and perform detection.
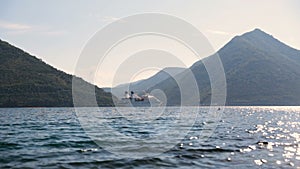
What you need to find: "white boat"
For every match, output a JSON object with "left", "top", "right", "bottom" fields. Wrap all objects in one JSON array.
[{"left": 116, "top": 91, "right": 162, "bottom": 107}]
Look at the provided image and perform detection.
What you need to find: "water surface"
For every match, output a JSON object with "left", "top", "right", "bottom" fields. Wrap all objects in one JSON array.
[{"left": 0, "top": 107, "right": 299, "bottom": 168}]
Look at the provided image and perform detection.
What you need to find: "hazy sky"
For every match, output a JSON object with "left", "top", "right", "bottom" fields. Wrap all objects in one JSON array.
[{"left": 0, "top": 0, "right": 299, "bottom": 87}]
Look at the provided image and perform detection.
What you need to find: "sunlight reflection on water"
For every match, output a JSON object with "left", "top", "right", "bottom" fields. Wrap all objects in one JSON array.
[{"left": 0, "top": 106, "right": 299, "bottom": 168}]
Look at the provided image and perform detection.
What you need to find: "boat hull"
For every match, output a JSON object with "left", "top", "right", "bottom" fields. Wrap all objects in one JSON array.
[{"left": 116, "top": 98, "right": 162, "bottom": 107}]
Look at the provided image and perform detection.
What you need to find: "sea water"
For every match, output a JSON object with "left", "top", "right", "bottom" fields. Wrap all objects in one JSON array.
[{"left": 0, "top": 107, "right": 299, "bottom": 168}]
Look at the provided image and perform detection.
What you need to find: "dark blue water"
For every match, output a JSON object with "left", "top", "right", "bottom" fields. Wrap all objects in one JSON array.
[{"left": 0, "top": 107, "right": 299, "bottom": 168}]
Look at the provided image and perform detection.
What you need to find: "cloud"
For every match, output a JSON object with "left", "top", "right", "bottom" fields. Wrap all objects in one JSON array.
[
  {"left": 101, "top": 16, "right": 121, "bottom": 22},
  {"left": 87, "top": 13, "right": 126, "bottom": 24},
  {"left": 0, "top": 20, "right": 32, "bottom": 30},
  {"left": 0, "top": 20, "right": 67, "bottom": 36},
  {"left": 93, "top": 15, "right": 126, "bottom": 23},
  {"left": 42, "top": 30, "right": 68, "bottom": 36},
  {"left": 206, "top": 29, "right": 233, "bottom": 36}
]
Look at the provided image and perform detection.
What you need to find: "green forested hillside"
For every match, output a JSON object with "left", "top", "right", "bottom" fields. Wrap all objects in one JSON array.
[
  {"left": 0, "top": 39, "right": 114, "bottom": 107},
  {"left": 150, "top": 29, "right": 300, "bottom": 106}
]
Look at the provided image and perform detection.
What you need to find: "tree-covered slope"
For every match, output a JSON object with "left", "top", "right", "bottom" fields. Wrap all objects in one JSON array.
[
  {"left": 0, "top": 39, "right": 114, "bottom": 107},
  {"left": 150, "top": 29, "right": 300, "bottom": 106}
]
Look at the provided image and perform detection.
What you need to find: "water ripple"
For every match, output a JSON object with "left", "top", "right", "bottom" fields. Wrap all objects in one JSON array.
[{"left": 0, "top": 107, "right": 300, "bottom": 168}]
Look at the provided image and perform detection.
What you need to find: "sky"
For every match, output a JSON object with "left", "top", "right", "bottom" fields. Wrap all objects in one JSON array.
[{"left": 0, "top": 0, "right": 299, "bottom": 87}]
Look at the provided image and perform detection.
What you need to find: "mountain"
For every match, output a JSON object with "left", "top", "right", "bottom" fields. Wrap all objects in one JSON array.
[
  {"left": 107, "top": 67, "right": 185, "bottom": 98},
  {"left": 0, "top": 39, "right": 114, "bottom": 107},
  {"left": 149, "top": 29, "right": 300, "bottom": 106}
]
